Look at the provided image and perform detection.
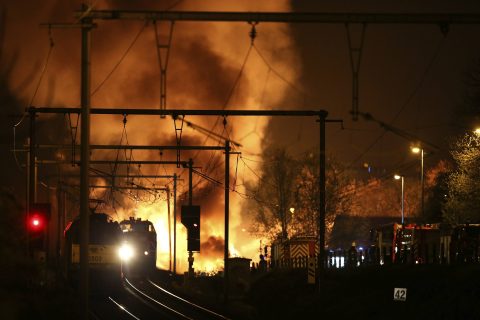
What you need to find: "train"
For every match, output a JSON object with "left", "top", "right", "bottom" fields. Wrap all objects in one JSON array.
[
  {"left": 64, "top": 212, "right": 122, "bottom": 289},
  {"left": 118, "top": 217, "right": 157, "bottom": 276},
  {"left": 63, "top": 212, "right": 157, "bottom": 289}
]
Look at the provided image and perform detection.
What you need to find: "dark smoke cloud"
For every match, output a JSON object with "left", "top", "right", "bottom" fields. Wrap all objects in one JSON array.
[
  {"left": 201, "top": 235, "right": 224, "bottom": 255},
  {"left": 1, "top": 0, "right": 296, "bottom": 267}
]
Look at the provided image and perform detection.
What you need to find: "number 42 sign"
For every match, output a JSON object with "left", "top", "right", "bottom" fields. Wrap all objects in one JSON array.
[{"left": 394, "top": 288, "right": 407, "bottom": 301}]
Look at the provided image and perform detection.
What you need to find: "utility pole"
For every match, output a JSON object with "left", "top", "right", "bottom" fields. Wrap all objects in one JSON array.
[
  {"left": 420, "top": 148, "right": 424, "bottom": 219},
  {"left": 318, "top": 111, "right": 328, "bottom": 290},
  {"left": 26, "top": 137, "right": 30, "bottom": 255},
  {"left": 56, "top": 183, "right": 64, "bottom": 270},
  {"left": 28, "top": 109, "right": 36, "bottom": 208},
  {"left": 28, "top": 110, "right": 36, "bottom": 257},
  {"left": 224, "top": 140, "right": 230, "bottom": 303},
  {"left": 79, "top": 6, "right": 92, "bottom": 320},
  {"left": 166, "top": 186, "right": 171, "bottom": 272},
  {"left": 173, "top": 173, "right": 177, "bottom": 275},
  {"left": 187, "top": 158, "right": 194, "bottom": 276}
]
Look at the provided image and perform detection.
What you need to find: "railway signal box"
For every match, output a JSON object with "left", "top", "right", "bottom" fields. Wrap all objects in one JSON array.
[{"left": 181, "top": 205, "right": 201, "bottom": 252}]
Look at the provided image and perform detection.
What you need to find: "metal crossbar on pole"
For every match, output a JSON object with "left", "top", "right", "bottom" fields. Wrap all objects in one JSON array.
[
  {"left": 30, "top": 107, "right": 327, "bottom": 117},
  {"left": 76, "top": 10, "right": 480, "bottom": 24},
  {"left": 173, "top": 173, "right": 177, "bottom": 275},
  {"left": 70, "top": 185, "right": 168, "bottom": 190},
  {"left": 25, "top": 144, "right": 226, "bottom": 151},
  {"left": 35, "top": 160, "right": 188, "bottom": 166},
  {"left": 52, "top": 174, "right": 175, "bottom": 178},
  {"left": 224, "top": 140, "right": 230, "bottom": 303},
  {"left": 89, "top": 160, "right": 187, "bottom": 165}
]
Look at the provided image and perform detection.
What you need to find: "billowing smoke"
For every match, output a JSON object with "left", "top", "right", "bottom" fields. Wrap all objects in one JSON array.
[{"left": 3, "top": 0, "right": 299, "bottom": 272}]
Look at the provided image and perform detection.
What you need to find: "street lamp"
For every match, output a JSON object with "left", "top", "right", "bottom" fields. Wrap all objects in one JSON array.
[
  {"left": 411, "top": 146, "right": 424, "bottom": 218},
  {"left": 394, "top": 174, "right": 405, "bottom": 224}
]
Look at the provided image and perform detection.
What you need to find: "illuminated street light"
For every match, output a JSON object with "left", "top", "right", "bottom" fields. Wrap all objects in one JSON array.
[
  {"left": 411, "top": 146, "right": 421, "bottom": 154},
  {"left": 474, "top": 127, "right": 480, "bottom": 135},
  {"left": 411, "top": 146, "right": 424, "bottom": 218},
  {"left": 394, "top": 174, "right": 405, "bottom": 224}
]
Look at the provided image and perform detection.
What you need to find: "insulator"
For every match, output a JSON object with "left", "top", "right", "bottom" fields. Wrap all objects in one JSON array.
[{"left": 249, "top": 23, "right": 257, "bottom": 44}]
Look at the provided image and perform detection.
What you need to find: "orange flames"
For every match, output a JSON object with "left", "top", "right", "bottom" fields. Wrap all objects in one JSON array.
[{"left": 6, "top": 0, "right": 299, "bottom": 273}]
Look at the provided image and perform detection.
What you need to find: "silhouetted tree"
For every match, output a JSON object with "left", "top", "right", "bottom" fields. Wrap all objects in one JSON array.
[
  {"left": 291, "top": 154, "right": 355, "bottom": 242},
  {"left": 246, "top": 146, "right": 299, "bottom": 241},
  {"left": 423, "top": 160, "right": 450, "bottom": 223},
  {"left": 245, "top": 148, "right": 355, "bottom": 243},
  {"left": 443, "top": 132, "right": 480, "bottom": 224}
]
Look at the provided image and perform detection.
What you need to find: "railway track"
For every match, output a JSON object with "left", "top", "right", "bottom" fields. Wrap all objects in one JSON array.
[
  {"left": 124, "top": 276, "right": 231, "bottom": 320},
  {"left": 89, "top": 290, "right": 161, "bottom": 320},
  {"left": 88, "top": 276, "right": 231, "bottom": 320}
]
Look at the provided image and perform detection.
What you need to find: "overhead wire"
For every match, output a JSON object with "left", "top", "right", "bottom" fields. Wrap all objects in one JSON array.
[
  {"left": 13, "top": 27, "right": 55, "bottom": 170},
  {"left": 91, "top": 22, "right": 147, "bottom": 97},
  {"left": 252, "top": 43, "right": 314, "bottom": 151},
  {"left": 346, "top": 35, "right": 446, "bottom": 170},
  {"left": 182, "top": 31, "right": 306, "bottom": 199},
  {"left": 188, "top": 44, "right": 254, "bottom": 192},
  {"left": 390, "top": 36, "right": 446, "bottom": 124},
  {"left": 173, "top": 42, "right": 255, "bottom": 195},
  {"left": 164, "top": 0, "right": 184, "bottom": 11},
  {"left": 338, "top": 155, "right": 433, "bottom": 200},
  {"left": 232, "top": 153, "right": 239, "bottom": 191},
  {"left": 252, "top": 43, "right": 308, "bottom": 104}
]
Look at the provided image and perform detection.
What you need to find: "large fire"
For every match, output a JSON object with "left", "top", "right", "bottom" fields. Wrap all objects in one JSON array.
[
  {"left": 6, "top": 0, "right": 300, "bottom": 273},
  {"left": 113, "top": 197, "right": 249, "bottom": 274}
]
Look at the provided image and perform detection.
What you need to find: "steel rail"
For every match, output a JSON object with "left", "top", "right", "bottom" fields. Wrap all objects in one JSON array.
[
  {"left": 148, "top": 279, "right": 230, "bottom": 320},
  {"left": 108, "top": 297, "right": 141, "bottom": 320},
  {"left": 124, "top": 278, "right": 193, "bottom": 320}
]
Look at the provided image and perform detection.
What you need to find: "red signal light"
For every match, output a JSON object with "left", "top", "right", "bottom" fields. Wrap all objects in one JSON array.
[
  {"left": 27, "top": 203, "right": 50, "bottom": 234},
  {"left": 28, "top": 213, "right": 45, "bottom": 232}
]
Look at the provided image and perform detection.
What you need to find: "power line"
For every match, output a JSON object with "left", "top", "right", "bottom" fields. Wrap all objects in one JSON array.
[
  {"left": 174, "top": 43, "right": 255, "bottom": 183},
  {"left": 13, "top": 27, "right": 55, "bottom": 171},
  {"left": 164, "top": 0, "right": 184, "bottom": 11},
  {"left": 91, "top": 22, "right": 147, "bottom": 97},
  {"left": 223, "top": 44, "right": 253, "bottom": 108},
  {"left": 347, "top": 129, "right": 388, "bottom": 169},
  {"left": 391, "top": 35, "right": 446, "bottom": 124},
  {"left": 347, "top": 36, "right": 446, "bottom": 168},
  {"left": 253, "top": 43, "right": 307, "bottom": 104}
]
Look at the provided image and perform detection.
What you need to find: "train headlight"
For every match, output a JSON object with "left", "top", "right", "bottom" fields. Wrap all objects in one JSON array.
[
  {"left": 144, "top": 251, "right": 149, "bottom": 256},
  {"left": 118, "top": 243, "right": 134, "bottom": 261}
]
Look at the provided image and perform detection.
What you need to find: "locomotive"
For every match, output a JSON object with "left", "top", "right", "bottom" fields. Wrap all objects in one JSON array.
[
  {"left": 118, "top": 217, "right": 157, "bottom": 276},
  {"left": 64, "top": 211, "right": 122, "bottom": 289}
]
